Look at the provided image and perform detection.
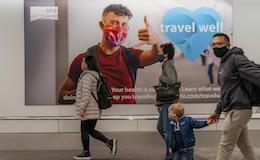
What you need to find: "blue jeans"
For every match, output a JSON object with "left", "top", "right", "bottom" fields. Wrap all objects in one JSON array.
[
  {"left": 157, "top": 103, "right": 170, "bottom": 157},
  {"left": 171, "top": 148, "right": 194, "bottom": 160}
]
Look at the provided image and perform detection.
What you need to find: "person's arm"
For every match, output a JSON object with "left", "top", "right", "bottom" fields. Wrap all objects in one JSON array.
[
  {"left": 214, "top": 102, "right": 222, "bottom": 115},
  {"left": 77, "top": 75, "right": 92, "bottom": 109},
  {"left": 58, "top": 53, "right": 84, "bottom": 104},
  {"left": 160, "top": 63, "right": 177, "bottom": 85},
  {"left": 58, "top": 77, "right": 77, "bottom": 104},
  {"left": 139, "top": 44, "right": 161, "bottom": 67},
  {"left": 190, "top": 117, "right": 208, "bottom": 128},
  {"left": 138, "top": 16, "right": 161, "bottom": 67}
]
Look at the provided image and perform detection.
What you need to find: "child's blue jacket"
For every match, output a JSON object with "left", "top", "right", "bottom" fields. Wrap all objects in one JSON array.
[{"left": 167, "top": 116, "right": 208, "bottom": 152}]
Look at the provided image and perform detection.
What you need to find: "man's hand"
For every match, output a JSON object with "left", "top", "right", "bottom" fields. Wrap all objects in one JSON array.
[
  {"left": 208, "top": 113, "right": 220, "bottom": 124},
  {"left": 58, "top": 77, "right": 77, "bottom": 104},
  {"left": 137, "top": 16, "right": 161, "bottom": 67},
  {"left": 138, "top": 16, "right": 160, "bottom": 45},
  {"left": 79, "top": 108, "right": 86, "bottom": 118}
]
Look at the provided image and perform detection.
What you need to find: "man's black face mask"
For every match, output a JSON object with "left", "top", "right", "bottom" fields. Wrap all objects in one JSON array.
[{"left": 213, "top": 46, "right": 229, "bottom": 58}]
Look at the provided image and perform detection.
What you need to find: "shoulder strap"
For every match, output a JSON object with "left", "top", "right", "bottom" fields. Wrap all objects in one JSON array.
[
  {"left": 85, "top": 45, "right": 98, "bottom": 57},
  {"left": 121, "top": 46, "right": 139, "bottom": 86},
  {"left": 91, "top": 91, "right": 98, "bottom": 104},
  {"left": 87, "top": 71, "right": 100, "bottom": 104},
  {"left": 85, "top": 45, "right": 100, "bottom": 71}
]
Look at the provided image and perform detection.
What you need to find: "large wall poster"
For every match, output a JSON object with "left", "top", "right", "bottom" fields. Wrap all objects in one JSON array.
[{"left": 25, "top": 0, "right": 232, "bottom": 105}]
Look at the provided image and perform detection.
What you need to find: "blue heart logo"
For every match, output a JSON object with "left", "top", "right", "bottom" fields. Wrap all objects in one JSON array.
[{"left": 162, "top": 7, "right": 222, "bottom": 61}]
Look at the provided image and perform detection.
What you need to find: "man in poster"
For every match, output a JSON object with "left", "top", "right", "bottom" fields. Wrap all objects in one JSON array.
[{"left": 58, "top": 4, "right": 161, "bottom": 104}]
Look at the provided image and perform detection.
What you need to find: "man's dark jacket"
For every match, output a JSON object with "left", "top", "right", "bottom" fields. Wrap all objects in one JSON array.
[{"left": 215, "top": 47, "right": 260, "bottom": 114}]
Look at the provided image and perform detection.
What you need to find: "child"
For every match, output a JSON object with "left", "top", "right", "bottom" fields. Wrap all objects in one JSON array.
[
  {"left": 73, "top": 56, "right": 117, "bottom": 160},
  {"left": 167, "top": 103, "right": 211, "bottom": 160}
]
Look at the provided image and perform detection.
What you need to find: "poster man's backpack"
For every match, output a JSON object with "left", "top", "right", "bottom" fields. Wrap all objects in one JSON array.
[{"left": 85, "top": 45, "right": 139, "bottom": 109}]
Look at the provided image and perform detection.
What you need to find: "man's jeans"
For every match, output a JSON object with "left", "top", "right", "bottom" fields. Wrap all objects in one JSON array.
[{"left": 217, "top": 109, "right": 256, "bottom": 160}]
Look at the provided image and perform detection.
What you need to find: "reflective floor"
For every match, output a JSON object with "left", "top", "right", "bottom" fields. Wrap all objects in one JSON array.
[
  {"left": 1, "top": 148, "right": 260, "bottom": 160},
  {"left": 0, "top": 131, "right": 260, "bottom": 160}
]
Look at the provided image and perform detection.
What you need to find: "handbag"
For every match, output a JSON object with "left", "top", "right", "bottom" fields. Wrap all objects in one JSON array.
[{"left": 154, "top": 82, "right": 181, "bottom": 102}]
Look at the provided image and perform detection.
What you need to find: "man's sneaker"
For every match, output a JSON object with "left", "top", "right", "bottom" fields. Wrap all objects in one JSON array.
[
  {"left": 106, "top": 139, "right": 117, "bottom": 156},
  {"left": 73, "top": 150, "right": 91, "bottom": 160}
]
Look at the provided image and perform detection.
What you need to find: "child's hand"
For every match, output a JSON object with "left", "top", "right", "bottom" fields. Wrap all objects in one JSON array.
[
  {"left": 207, "top": 119, "right": 212, "bottom": 125},
  {"left": 169, "top": 113, "right": 178, "bottom": 122}
]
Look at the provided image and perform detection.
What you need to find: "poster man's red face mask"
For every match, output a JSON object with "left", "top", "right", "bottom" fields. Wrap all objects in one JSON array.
[{"left": 103, "top": 24, "right": 128, "bottom": 47}]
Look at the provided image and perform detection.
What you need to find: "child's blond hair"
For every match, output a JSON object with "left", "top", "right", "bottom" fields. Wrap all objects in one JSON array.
[{"left": 169, "top": 103, "right": 184, "bottom": 118}]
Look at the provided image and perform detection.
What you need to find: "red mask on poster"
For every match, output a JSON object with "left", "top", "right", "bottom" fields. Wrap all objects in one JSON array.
[{"left": 103, "top": 25, "right": 128, "bottom": 47}]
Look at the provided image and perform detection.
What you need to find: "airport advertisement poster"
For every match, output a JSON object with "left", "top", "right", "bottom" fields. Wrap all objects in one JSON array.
[{"left": 25, "top": 0, "right": 232, "bottom": 105}]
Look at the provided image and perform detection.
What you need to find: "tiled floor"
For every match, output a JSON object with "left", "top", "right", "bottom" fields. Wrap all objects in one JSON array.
[
  {"left": 1, "top": 148, "right": 260, "bottom": 160},
  {"left": 0, "top": 132, "right": 260, "bottom": 160}
]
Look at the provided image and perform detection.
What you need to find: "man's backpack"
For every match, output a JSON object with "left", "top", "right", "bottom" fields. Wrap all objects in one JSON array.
[
  {"left": 251, "top": 84, "right": 260, "bottom": 106},
  {"left": 241, "top": 68, "right": 260, "bottom": 106},
  {"left": 90, "top": 72, "right": 113, "bottom": 110},
  {"left": 232, "top": 54, "right": 260, "bottom": 106}
]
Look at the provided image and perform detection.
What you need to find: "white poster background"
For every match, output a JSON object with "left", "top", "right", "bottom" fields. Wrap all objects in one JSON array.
[{"left": 30, "top": 6, "right": 58, "bottom": 22}]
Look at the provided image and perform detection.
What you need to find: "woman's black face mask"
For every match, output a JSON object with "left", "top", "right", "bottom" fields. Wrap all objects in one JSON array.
[{"left": 213, "top": 46, "right": 229, "bottom": 58}]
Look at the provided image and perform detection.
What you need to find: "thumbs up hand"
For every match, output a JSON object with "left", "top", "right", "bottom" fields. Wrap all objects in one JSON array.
[{"left": 138, "top": 15, "right": 160, "bottom": 45}]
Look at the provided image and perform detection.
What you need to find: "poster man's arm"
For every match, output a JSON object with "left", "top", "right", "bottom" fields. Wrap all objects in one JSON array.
[
  {"left": 58, "top": 77, "right": 77, "bottom": 104},
  {"left": 139, "top": 44, "right": 161, "bottom": 67},
  {"left": 138, "top": 16, "right": 161, "bottom": 67}
]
